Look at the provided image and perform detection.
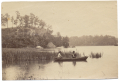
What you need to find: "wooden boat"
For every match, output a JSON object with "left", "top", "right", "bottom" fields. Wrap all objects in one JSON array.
[{"left": 54, "top": 56, "right": 88, "bottom": 61}]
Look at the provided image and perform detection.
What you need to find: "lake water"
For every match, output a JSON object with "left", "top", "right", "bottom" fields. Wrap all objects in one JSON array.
[{"left": 2, "top": 46, "right": 118, "bottom": 80}]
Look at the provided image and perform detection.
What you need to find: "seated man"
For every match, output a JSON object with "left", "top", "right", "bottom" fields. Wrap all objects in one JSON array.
[
  {"left": 57, "top": 51, "right": 62, "bottom": 59},
  {"left": 72, "top": 51, "right": 77, "bottom": 58}
]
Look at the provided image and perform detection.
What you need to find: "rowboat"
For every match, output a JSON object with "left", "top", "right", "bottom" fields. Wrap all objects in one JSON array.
[{"left": 54, "top": 56, "right": 88, "bottom": 61}]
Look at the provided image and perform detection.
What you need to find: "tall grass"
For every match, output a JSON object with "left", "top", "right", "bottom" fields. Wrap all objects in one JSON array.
[
  {"left": 2, "top": 50, "right": 57, "bottom": 63},
  {"left": 2, "top": 48, "right": 75, "bottom": 63},
  {"left": 2, "top": 48, "right": 85, "bottom": 63},
  {"left": 2, "top": 48, "right": 103, "bottom": 64},
  {"left": 89, "top": 52, "right": 103, "bottom": 58}
]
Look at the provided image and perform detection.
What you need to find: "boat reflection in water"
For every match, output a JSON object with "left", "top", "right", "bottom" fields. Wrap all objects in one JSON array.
[
  {"left": 58, "top": 61, "right": 63, "bottom": 67},
  {"left": 72, "top": 60, "right": 87, "bottom": 66},
  {"left": 72, "top": 61, "right": 76, "bottom": 66},
  {"left": 55, "top": 60, "right": 87, "bottom": 67}
]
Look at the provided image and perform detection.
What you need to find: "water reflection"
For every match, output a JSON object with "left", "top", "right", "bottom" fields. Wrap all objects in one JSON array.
[
  {"left": 2, "top": 60, "right": 52, "bottom": 80},
  {"left": 58, "top": 62, "right": 63, "bottom": 67},
  {"left": 3, "top": 59, "right": 52, "bottom": 66},
  {"left": 72, "top": 61, "right": 76, "bottom": 66},
  {"left": 55, "top": 60, "right": 87, "bottom": 67}
]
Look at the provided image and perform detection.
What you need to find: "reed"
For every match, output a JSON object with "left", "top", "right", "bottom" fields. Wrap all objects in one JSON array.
[
  {"left": 2, "top": 49, "right": 57, "bottom": 63},
  {"left": 2, "top": 48, "right": 77, "bottom": 62},
  {"left": 89, "top": 52, "right": 103, "bottom": 58},
  {"left": 2, "top": 48, "right": 103, "bottom": 63}
]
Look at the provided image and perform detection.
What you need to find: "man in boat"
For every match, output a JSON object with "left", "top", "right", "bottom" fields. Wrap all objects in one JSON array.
[
  {"left": 57, "top": 51, "right": 62, "bottom": 59},
  {"left": 72, "top": 51, "right": 77, "bottom": 58}
]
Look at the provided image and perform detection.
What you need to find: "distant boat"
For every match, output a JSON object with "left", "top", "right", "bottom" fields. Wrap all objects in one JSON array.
[{"left": 54, "top": 56, "right": 88, "bottom": 61}]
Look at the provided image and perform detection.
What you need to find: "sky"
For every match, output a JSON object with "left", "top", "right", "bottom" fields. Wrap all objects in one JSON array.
[{"left": 1, "top": 1, "right": 118, "bottom": 37}]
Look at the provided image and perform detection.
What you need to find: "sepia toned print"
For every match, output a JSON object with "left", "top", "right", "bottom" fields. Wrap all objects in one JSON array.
[{"left": 1, "top": 1, "right": 118, "bottom": 80}]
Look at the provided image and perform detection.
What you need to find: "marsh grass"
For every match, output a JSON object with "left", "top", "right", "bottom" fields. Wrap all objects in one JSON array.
[
  {"left": 2, "top": 48, "right": 78, "bottom": 63},
  {"left": 89, "top": 52, "right": 103, "bottom": 58},
  {"left": 2, "top": 48, "right": 103, "bottom": 64},
  {"left": 2, "top": 50, "right": 57, "bottom": 63}
]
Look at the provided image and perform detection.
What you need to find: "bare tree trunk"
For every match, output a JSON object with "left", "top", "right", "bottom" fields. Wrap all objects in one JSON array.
[
  {"left": 12, "top": 22, "right": 13, "bottom": 28},
  {"left": 7, "top": 21, "right": 8, "bottom": 28}
]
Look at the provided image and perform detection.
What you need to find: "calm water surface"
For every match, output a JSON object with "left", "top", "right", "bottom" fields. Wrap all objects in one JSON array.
[{"left": 2, "top": 46, "right": 118, "bottom": 80}]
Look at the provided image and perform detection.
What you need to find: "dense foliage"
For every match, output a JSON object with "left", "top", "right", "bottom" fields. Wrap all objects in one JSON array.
[{"left": 1, "top": 12, "right": 69, "bottom": 48}]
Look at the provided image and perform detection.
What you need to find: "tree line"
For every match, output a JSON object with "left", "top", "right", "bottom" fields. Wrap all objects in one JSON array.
[
  {"left": 1, "top": 12, "right": 69, "bottom": 48},
  {"left": 69, "top": 35, "right": 118, "bottom": 46}
]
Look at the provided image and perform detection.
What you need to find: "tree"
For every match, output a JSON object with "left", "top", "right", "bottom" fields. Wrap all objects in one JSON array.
[
  {"left": 5, "top": 13, "right": 10, "bottom": 28},
  {"left": 62, "top": 36, "right": 69, "bottom": 48},
  {"left": 16, "top": 11, "right": 20, "bottom": 19},
  {"left": 14, "top": 19, "right": 18, "bottom": 27},
  {"left": 39, "top": 19, "right": 46, "bottom": 28},
  {"left": 30, "top": 13, "right": 35, "bottom": 27},
  {"left": 54, "top": 32, "right": 62, "bottom": 47},
  {"left": 23, "top": 15, "right": 29, "bottom": 27},
  {"left": 11, "top": 16, "right": 14, "bottom": 28},
  {"left": 46, "top": 25, "right": 53, "bottom": 35},
  {"left": 34, "top": 16, "right": 39, "bottom": 27},
  {"left": 19, "top": 16, "right": 24, "bottom": 28},
  {"left": 14, "top": 11, "right": 20, "bottom": 28},
  {"left": 15, "top": 11, "right": 21, "bottom": 28},
  {"left": 1, "top": 14, "right": 7, "bottom": 26}
]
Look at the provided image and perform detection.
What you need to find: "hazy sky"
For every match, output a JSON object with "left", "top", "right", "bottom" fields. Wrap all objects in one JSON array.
[{"left": 1, "top": 1, "right": 118, "bottom": 37}]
